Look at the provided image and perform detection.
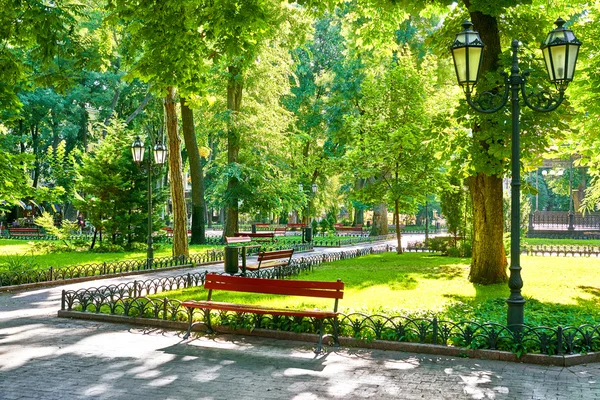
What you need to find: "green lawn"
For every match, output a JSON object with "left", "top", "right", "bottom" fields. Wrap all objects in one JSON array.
[
  {"left": 0, "top": 239, "right": 221, "bottom": 271},
  {"left": 522, "top": 238, "right": 600, "bottom": 246},
  {"left": 157, "top": 252, "right": 600, "bottom": 327}
]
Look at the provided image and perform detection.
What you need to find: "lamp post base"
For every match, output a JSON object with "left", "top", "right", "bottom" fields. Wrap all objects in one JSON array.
[{"left": 506, "top": 296, "right": 526, "bottom": 332}]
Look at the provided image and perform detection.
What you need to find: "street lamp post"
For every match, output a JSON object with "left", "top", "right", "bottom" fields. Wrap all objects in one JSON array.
[
  {"left": 451, "top": 19, "right": 581, "bottom": 329},
  {"left": 131, "top": 136, "right": 167, "bottom": 269}
]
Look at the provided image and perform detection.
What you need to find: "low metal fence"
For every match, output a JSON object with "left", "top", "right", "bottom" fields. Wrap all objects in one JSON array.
[
  {"left": 59, "top": 244, "right": 600, "bottom": 357},
  {"left": 0, "top": 242, "right": 314, "bottom": 287}
]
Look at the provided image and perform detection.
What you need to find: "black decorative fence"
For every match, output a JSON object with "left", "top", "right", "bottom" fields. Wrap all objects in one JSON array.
[
  {"left": 0, "top": 242, "right": 314, "bottom": 287},
  {"left": 521, "top": 245, "right": 600, "bottom": 257},
  {"left": 60, "top": 245, "right": 600, "bottom": 357},
  {"left": 405, "top": 240, "right": 600, "bottom": 257}
]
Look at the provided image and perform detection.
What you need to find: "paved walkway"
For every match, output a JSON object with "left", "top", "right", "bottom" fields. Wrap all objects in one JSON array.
[{"left": 1, "top": 236, "right": 600, "bottom": 399}]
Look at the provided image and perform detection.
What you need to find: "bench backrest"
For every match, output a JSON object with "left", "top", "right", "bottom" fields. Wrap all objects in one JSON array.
[
  {"left": 250, "top": 232, "right": 274, "bottom": 238},
  {"left": 225, "top": 236, "right": 252, "bottom": 244},
  {"left": 204, "top": 273, "right": 344, "bottom": 300},
  {"left": 257, "top": 249, "right": 294, "bottom": 262}
]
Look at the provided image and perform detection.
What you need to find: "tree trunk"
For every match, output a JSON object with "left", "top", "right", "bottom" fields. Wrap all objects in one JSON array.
[
  {"left": 224, "top": 65, "right": 243, "bottom": 237},
  {"left": 463, "top": 7, "right": 507, "bottom": 284},
  {"left": 180, "top": 98, "right": 206, "bottom": 244},
  {"left": 468, "top": 174, "right": 507, "bottom": 284},
  {"left": 164, "top": 87, "right": 189, "bottom": 257},
  {"left": 353, "top": 178, "right": 365, "bottom": 225},
  {"left": 394, "top": 199, "right": 402, "bottom": 254},
  {"left": 370, "top": 203, "right": 388, "bottom": 236}
]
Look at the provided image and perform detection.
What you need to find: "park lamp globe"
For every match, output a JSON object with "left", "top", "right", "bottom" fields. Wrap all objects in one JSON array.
[
  {"left": 541, "top": 18, "right": 581, "bottom": 90},
  {"left": 153, "top": 142, "right": 167, "bottom": 165},
  {"left": 451, "top": 21, "right": 485, "bottom": 91},
  {"left": 131, "top": 136, "right": 145, "bottom": 164}
]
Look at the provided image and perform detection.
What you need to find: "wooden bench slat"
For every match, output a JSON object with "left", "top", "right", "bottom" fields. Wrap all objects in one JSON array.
[
  {"left": 205, "top": 274, "right": 344, "bottom": 293},
  {"left": 181, "top": 300, "right": 337, "bottom": 318}
]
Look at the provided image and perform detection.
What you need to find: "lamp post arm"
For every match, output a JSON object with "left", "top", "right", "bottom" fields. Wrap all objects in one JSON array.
[
  {"left": 520, "top": 75, "right": 566, "bottom": 112},
  {"left": 464, "top": 73, "right": 510, "bottom": 114}
]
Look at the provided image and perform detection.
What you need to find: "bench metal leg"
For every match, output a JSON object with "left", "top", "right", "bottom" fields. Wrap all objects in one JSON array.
[
  {"left": 183, "top": 308, "right": 194, "bottom": 339},
  {"left": 315, "top": 319, "right": 325, "bottom": 354},
  {"left": 204, "top": 309, "right": 213, "bottom": 333}
]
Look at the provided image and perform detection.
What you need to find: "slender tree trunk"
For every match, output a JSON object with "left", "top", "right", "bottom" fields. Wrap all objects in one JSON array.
[
  {"left": 224, "top": 65, "right": 243, "bottom": 237},
  {"left": 394, "top": 199, "right": 402, "bottom": 254},
  {"left": 353, "top": 178, "right": 365, "bottom": 225},
  {"left": 32, "top": 125, "right": 40, "bottom": 188},
  {"left": 164, "top": 87, "right": 189, "bottom": 257},
  {"left": 469, "top": 174, "right": 508, "bottom": 284},
  {"left": 180, "top": 98, "right": 206, "bottom": 244},
  {"left": 370, "top": 203, "right": 388, "bottom": 236}
]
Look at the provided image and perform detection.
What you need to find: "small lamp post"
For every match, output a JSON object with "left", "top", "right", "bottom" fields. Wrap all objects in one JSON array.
[
  {"left": 132, "top": 136, "right": 167, "bottom": 269},
  {"left": 451, "top": 18, "right": 581, "bottom": 330}
]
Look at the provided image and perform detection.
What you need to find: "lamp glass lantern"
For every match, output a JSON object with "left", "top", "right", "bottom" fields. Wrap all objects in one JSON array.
[
  {"left": 541, "top": 18, "right": 581, "bottom": 88},
  {"left": 298, "top": 183, "right": 303, "bottom": 192},
  {"left": 153, "top": 142, "right": 167, "bottom": 165},
  {"left": 311, "top": 183, "right": 318, "bottom": 193},
  {"left": 451, "top": 21, "right": 485, "bottom": 89},
  {"left": 131, "top": 136, "right": 145, "bottom": 163}
]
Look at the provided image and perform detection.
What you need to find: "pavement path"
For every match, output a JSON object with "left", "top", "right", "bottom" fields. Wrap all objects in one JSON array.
[{"left": 1, "top": 235, "right": 600, "bottom": 399}]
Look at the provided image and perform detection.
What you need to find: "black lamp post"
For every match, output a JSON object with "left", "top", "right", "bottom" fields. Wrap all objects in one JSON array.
[
  {"left": 451, "top": 18, "right": 581, "bottom": 330},
  {"left": 131, "top": 136, "right": 167, "bottom": 269}
]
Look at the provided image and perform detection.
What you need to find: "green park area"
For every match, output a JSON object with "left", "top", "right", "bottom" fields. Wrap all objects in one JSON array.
[
  {"left": 156, "top": 251, "right": 600, "bottom": 328},
  {"left": 2, "top": 1, "right": 600, "bottom": 355}
]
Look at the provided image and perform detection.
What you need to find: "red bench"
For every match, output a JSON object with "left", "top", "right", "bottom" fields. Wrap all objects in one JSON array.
[
  {"left": 335, "top": 224, "right": 364, "bottom": 233},
  {"left": 254, "top": 223, "right": 271, "bottom": 231},
  {"left": 245, "top": 249, "right": 294, "bottom": 273},
  {"left": 274, "top": 227, "right": 286, "bottom": 236},
  {"left": 8, "top": 227, "right": 42, "bottom": 237},
  {"left": 181, "top": 273, "right": 344, "bottom": 352},
  {"left": 161, "top": 227, "right": 192, "bottom": 237},
  {"left": 234, "top": 232, "right": 275, "bottom": 243},
  {"left": 286, "top": 223, "right": 306, "bottom": 231}
]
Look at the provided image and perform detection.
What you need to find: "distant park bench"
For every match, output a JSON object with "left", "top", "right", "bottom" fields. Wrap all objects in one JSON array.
[
  {"left": 8, "top": 227, "right": 42, "bottom": 238},
  {"left": 181, "top": 272, "right": 344, "bottom": 352},
  {"left": 235, "top": 232, "right": 275, "bottom": 243},
  {"left": 334, "top": 224, "right": 364, "bottom": 233},
  {"left": 274, "top": 227, "right": 286, "bottom": 236},
  {"left": 244, "top": 249, "right": 295, "bottom": 274},
  {"left": 286, "top": 223, "right": 306, "bottom": 231},
  {"left": 254, "top": 223, "right": 271, "bottom": 231},
  {"left": 161, "top": 227, "right": 191, "bottom": 237}
]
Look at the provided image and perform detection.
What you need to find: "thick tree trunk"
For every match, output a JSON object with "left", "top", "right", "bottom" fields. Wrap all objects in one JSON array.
[
  {"left": 224, "top": 65, "right": 243, "bottom": 237},
  {"left": 164, "top": 87, "right": 189, "bottom": 257},
  {"left": 394, "top": 199, "right": 402, "bottom": 254},
  {"left": 463, "top": 7, "right": 508, "bottom": 284},
  {"left": 469, "top": 174, "right": 508, "bottom": 284},
  {"left": 180, "top": 98, "right": 206, "bottom": 244},
  {"left": 370, "top": 203, "right": 388, "bottom": 236}
]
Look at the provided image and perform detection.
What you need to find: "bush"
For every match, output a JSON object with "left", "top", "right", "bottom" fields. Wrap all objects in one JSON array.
[
  {"left": 92, "top": 243, "right": 125, "bottom": 253},
  {"left": 425, "top": 237, "right": 450, "bottom": 254}
]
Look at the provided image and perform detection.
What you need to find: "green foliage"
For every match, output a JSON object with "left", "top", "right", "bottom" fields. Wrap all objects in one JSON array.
[
  {"left": 75, "top": 118, "right": 167, "bottom": 248},
  {"left": 34, "top": 211, "right": 78, "bottom": 249}
]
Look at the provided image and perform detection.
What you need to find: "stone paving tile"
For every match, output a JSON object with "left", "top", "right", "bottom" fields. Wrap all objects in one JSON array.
[{"left": 1, "top": 239, "right": 600, "bottom": 399}]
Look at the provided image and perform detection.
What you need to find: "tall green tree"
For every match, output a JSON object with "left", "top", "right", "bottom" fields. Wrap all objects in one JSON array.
[{"left": 345, "top": 50, "right": 442, "bottom": 252}]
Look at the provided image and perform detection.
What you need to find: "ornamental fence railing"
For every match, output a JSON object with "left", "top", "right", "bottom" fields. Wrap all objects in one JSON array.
[
  {"left": 405, "top": 240, "right": 600, "bottom": 257},
  {"left": 0, "top": 242, "right": 314, "bottom": 287},
  {"left": 60, "top": 245, "right": 600, "bottom": 356},
  {"left": 529, "top": 211, "right": 600, "bottom": 232}
]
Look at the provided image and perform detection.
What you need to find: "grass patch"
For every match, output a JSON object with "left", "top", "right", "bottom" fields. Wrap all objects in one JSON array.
[
  {"left": 155, "top": 252, "right": 600, "bottom": 327},
  {"left": 522, "top": 238, "right": 600, "bottom": 246},
  {"left": 0, "top": 239, "right": 221, "bottom": 272}
]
